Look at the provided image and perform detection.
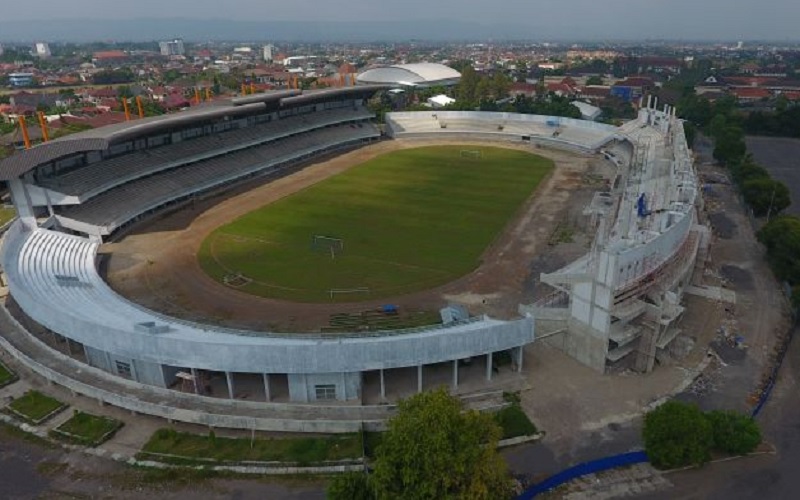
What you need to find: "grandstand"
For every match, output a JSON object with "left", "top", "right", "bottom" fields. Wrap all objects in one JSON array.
[
  {"left": 385, "top": 111, "right": 619, "bottom": 152},
  {"left": 0, "top": 90, "right": 705, "bottom": 422},
  {"left": 0, "top": 88, "right": 534, "bottom": 410},
  {"left": 521, "top": 102, "right": 709, "bottom": 372}
]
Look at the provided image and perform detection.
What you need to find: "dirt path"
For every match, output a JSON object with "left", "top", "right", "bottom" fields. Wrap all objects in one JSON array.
[{"left": 104, "top": 139, "right": 596, "bottom": 332}]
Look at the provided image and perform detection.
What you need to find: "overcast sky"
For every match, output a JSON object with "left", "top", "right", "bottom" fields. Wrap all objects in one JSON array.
[{"left": 0, "top": 0, "right": 797, "bottom": 40}]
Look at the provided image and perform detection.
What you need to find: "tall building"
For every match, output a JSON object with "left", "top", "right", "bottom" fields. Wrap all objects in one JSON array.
[
  {"left": 34, "top": 42, "right": 51, "bottom": 58},
  {"left": 262, "top": 44, "right": 275, "bottom": 63},
  {"left": 0, "top": 44, "right": 5, "bottom": 57},
  {"left": 159, "top": 38, "right": 185, "bottom": 57}
]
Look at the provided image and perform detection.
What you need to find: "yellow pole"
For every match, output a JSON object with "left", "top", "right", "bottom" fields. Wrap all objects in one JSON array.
[
  {"left": 37, "top": 111, "right": 49, "bottom": 142},
  {"left": 194, "top": 87, "right": 201, "bottom": 105},
  {"left": 18, "top": 115, "right": 31, "bottom": 149},
  {"left": 241, "top": 83, "right": 247, "bottom": 95},
  {"left": 250, "top": 82, "right": 256, "bottom": 94},
  {"left": 136, "top": 96, "right": 145, "bottom": 119},
  {"left": 122, "top": 98, "right": 131, "bottom": 121},
  {"left": 205, "top": 87, "right": 212, "bottom": 101}
]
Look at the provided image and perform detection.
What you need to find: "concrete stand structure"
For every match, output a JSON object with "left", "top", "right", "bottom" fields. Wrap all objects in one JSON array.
[{"left": 523, "top": 102, "right": 709, "bottom": 372}]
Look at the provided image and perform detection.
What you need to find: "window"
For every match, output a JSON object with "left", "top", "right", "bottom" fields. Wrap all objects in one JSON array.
[
  {"left": 314, "top": 384, "right": 337, "bottom": 401},
  {"left": 115, "top": 360, "right": 132, "bottom": 379}
]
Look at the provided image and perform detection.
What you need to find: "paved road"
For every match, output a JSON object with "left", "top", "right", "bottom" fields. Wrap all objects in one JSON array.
[{"left": 643, "top": 325, "right": 799, "bottom": 499}]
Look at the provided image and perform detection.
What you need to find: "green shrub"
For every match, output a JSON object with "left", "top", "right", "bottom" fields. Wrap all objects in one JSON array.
[
  {"left": 643, "top": 401, "right": 713, "bottom": 469},
  {"left": 494, "top": 404, "right": 537, "bottom": 439},
  {"left": 327, "top": 471, "right": 374, "bottom": 500},
  {"left": 705, "top": 410, "right": 761, "bottom": 455}
]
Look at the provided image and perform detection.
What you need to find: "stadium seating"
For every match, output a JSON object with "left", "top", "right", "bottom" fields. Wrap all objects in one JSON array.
[
  {"left": 386, "top": 111, "right": 616, "bottom": 151},
  {"left": 40, "top": 108, "right": 373, "bottom": 199},
  {"left": 56, "top": 123, "right": 380, "bottom": 234}
]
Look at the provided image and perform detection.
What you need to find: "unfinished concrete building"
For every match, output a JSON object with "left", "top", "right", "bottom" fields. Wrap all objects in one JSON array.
[{"left": 523, "top": 100, "right": 710, "bottom": 373}]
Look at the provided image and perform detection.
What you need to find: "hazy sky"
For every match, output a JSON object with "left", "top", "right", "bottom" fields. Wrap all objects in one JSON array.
[{"left": 0, "top": 0, "right": 797, "bottom": 40}]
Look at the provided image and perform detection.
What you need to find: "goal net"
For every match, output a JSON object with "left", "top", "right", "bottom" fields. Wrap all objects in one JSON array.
[
  {"left": 311, "top": 235, "right": 344, "bottom": 259},
  {"left": 460, "top": 149, "right": 482, "bottom": 159}
]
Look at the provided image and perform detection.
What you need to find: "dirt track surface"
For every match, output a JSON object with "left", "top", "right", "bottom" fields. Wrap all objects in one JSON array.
[{"left": 104, "top": 139, "right": 596, "bottom": 332}]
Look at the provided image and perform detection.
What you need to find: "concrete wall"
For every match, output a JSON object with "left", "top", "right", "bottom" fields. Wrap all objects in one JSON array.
[
  {"left": 84, "top": 345, "right": 165, "bottom": 387},
  {"left": 288, "top": 372, "right": 361, "bottom": 402}
]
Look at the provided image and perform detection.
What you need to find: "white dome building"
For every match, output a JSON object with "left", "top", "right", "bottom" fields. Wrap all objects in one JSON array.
[{"left": 356, "top": 63, "right": 461, "bottom": 88}]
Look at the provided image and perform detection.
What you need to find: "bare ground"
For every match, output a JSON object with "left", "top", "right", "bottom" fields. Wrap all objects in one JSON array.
[{"left": 104, "top": 139, "right": 606, "bottom": 332}]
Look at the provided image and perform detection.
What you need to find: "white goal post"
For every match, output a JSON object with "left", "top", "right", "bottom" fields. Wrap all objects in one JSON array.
[
  {"left": 459, "top": 149, "right": 482, "bottom": 159},
  {"left": 311, "top": 235, "right": 344, "bottom": 259}
]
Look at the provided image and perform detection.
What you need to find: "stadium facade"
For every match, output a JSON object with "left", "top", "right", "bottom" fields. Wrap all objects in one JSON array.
[
  {"left": 0, "top": 88, "right": 531, "bottom": 406},
  {"left": 0, "top": 88, "right": 704, "bottom": 422}
]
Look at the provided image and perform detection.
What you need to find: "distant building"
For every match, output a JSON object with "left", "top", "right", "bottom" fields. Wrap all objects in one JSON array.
[
  {"left": 427, "top": 94, "right": 455, "bottom": 108},
  {"left": 92, "top": 50, "right": 128, "bottom": 65},
  {"left": 8, "top": 73, "right": 34, "bottom": 87},
  {"left": 34, "top": 42, "right": 51, "bottom": 58},
  {"left": 262, "top": 44, "right": 274, "bottom": 63},
  {"left": 159, "top": 39, "right": 185, "bottom": 57},
  {"left": 0, "top": 44, "right": 4, "bottom": 57},
  {"left": 356, "top": 63, "right": 461, "bottom": 88},
  {"left": 570, "top": 101, "right": 602, "bottom": 121}
]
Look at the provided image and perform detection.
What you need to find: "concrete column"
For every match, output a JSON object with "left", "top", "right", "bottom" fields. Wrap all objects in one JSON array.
[
  {"left": 417, "top": 364, "right": 423, "bottom": 393},
  {"left": 517, "top": 346, "right": 524, "bottom": 372},
  {"left": 379, "top": 369, "right": 386, "bottom": 401},
  {"left": 190, "top": 368, "right": 199, "bottom": 394},
  {"left": 486, "top": 352, "right": 493, "bottom": 381},
  {"left": 263, "top": 373, "right": 271, "bottom": 402},
  {"left": 225, "top": 371, "right": 235, "bottom": 399},
  {"left": 452, "top": 359, "right": 459, "bottom": 389}
]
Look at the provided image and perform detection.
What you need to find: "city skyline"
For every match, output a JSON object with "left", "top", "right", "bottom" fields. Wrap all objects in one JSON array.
[{"left": 0, "top": 0, "right": 798, "bottom": 41}]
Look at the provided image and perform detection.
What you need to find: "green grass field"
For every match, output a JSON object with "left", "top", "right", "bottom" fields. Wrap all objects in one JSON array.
[
  {"left": 139, "top": 428, "right": 362, "bottom": 465},
  {"left": 51, "top": 411, "right": 123, "bottom": 447},
  {"left": 6, "top": 390, "right": 66, "bottom": 425},
  {"left": 199, "top": 145, "right": 553, "bottom": 302}
]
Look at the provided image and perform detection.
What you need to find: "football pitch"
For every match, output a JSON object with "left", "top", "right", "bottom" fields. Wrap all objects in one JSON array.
[{"left": 198, "top": 145, "right": 553, "bottom": 302}]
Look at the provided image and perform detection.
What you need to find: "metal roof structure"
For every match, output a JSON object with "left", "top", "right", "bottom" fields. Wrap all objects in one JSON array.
[
  {"left": 0, "top": 86, "right": 386, "bottom": 181},
  {"left": 356, "top": 63, "right": 461, "bottom": 88}
]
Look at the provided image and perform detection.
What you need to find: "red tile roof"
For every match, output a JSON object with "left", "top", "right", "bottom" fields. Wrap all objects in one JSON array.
[
  {"left": 733, "top": 87, "right": 771, "bottom": 99},
  {"left": 93, "top": 50, "right": 128, "bottom": 60}
]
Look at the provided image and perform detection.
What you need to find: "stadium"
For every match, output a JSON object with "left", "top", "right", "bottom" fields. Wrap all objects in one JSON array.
[{"left": 0, "top": 87, "right": 705, "bottom": 431}]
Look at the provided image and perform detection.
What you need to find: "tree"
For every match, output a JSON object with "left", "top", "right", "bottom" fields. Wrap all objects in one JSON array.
[
  {"left": 456, "top": 65, "right": 480, "bottom": 107},
  {"left": 683, "top": 121, "right": 696, "bottom": 148},
  {"left": 712, "top": 126, "right": 747, "bottom": 165},
  {"left": 586, "top": 75, "right": 604, "bottom": 86},
  {"left": 705, "top": 411, "right": 761, "bottom": 455},
  {"left": 371, "top": 388, "right": 513, "bottom": 499},
  {"left": 741, "top": 178, "right": 791, "bottom": 217},
  {"left": 643, "top": 401, "right": 713, "bottom": 469},
  {"left": 327, "top": 472, "right": 374, "bottom": 500},
  {"left": 758, "top": 215, "right": 800, "bottom": 293}
]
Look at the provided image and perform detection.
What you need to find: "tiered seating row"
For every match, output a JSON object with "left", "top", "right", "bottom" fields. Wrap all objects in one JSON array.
[
  {"left": 57, "top": 123, "right": 379, "bottom": 233},
  {"left": 41, "top": 108, "right": 373, "bottom": 198},
  {"left": 386, "top": 111, "right": 616, "bottom": 151}
]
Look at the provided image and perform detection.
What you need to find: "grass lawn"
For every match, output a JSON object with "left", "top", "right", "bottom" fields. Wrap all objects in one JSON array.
[
  {"left": 199, "top": 145, "right": 553, "bottom": 302},
  {"left": 51, "top": 411, "right": 123, "bottom": 446},
  {"left": 0, "top": 206, "right": 16, "bottom": 227},
  {"left": 139, "top": 428, "right": 363, "bottom": 465},
  {"left": 6, "top": 390, "right": 66, "bottom": 425},
  {"left": 0, "top": 361, "right": 17, "bottom": 387}
]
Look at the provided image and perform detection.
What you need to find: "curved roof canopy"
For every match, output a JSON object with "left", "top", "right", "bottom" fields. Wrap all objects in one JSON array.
[
  {"left": 0, "top": 86, "right": 386, "bottom": 181},
  {"left": 357, "top": 63, "right": 461, "bottom": 88}
]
